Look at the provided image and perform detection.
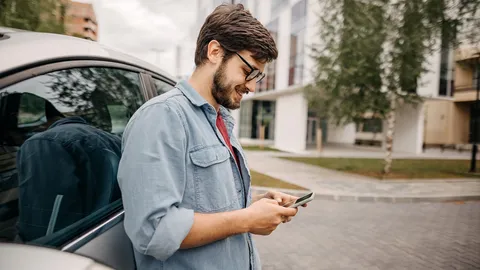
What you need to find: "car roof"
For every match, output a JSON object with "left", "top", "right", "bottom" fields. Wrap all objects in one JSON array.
[{"left": 0, "top": 28, "right": 176, "bottom": 82}]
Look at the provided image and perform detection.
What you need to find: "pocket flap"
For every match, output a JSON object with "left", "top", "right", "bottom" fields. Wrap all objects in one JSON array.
[{"left": 190, "top": 145, "right": 230, "bottom": 168}]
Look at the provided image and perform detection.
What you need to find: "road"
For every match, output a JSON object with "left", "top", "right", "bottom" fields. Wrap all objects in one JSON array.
[{"left": 254, "top": 200, "right": 480, "bottom": 270}]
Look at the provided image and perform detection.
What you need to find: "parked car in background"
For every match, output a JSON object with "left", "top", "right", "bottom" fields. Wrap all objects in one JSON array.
[{"left": 0, "top": 27, "right": 176, "bottom": 270}]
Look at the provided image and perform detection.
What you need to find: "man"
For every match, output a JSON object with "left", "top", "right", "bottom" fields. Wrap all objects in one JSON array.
[{"left": 118, "top": 4, "right": 303, "bottom": 270}]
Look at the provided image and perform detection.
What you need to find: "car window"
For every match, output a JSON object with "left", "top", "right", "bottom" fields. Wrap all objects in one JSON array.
[
  {"left": 17, "top": 94, "right": 47, "bottom": 128},
  {"left": 0, "top": 67, "right": 144, "bottom": 245},
  {"left": 153, "top": 78, "right": 174, "bottom": 95}
]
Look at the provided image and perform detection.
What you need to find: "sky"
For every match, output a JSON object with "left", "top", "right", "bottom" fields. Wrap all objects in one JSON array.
[{"left": 73, "top": 0, "right": 198, "bottom": 74}]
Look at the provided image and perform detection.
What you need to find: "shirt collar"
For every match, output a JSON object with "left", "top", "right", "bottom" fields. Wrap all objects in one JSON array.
[
  {"left": 49, "top": 116, "right": 87, "bottom": 129},
  {"left": 176, "top": 79, "right": 209, "bottom": 107},
  {"left": 219, "top": 106, "right": 234, "bottom": 128},
  {"left": 176, "top": 79, "right": 236, "bottom": 130}
]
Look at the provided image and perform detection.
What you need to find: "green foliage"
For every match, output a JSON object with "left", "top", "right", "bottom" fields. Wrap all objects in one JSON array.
[
  {"left": 19, "top": 93, "right": 45, "bottom": 115},
  {"left": 0, "top": 0, "right": 66, "bottom": 34},
  {"left": 307, "top": 0, "right": 480, "bottom": 124}
]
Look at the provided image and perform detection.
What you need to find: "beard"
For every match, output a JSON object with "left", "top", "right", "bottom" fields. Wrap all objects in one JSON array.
[{"left": 212, "top": 61, "right": 246, "bottom": 110}]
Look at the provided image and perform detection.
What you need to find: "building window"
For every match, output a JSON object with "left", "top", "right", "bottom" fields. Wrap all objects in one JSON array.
[
  {"left": 83, "top": 27, "right": 95, "bottom": 34},
  {"left": 356, "top": 118, "right": 383, "bottom": 133},
  {"left": 271, "top": 0, "right": 288, "bottom": 17},
  {"left": 258, "top": 19, "right": 278, "bottom": 92},
  {"left": 239, "top": 101, "right": 276, "bottom": 140},
  {"left": 438, "top": 23, "right": 454, "bottom": 97},
  {"left": 288, "top": 0, "right": 307, "bottom": 86},
  {"left": 473, "top": 65, "right": 479, "bottom": 89},
  {"left": 251, "top": 101, "right": 275, "bottom": 140},
  {"left": 83, "top": 17, "right": 97, "bottom": 25},
  {"left": 239, "top": 101, "right": 253, "bottom": 138}
]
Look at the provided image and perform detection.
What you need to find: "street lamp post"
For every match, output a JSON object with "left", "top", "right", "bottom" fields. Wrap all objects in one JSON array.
[
  {"left": 150, "top": 48, "right": 165, "bottom": 67},
  {"left": 470, "top": 52, "right": 480, "bottom": 172}
]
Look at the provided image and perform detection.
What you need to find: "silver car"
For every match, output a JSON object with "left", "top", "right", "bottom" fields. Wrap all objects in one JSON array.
[{"left": 0, "top": 27, "right": 176, "bottom": 269}]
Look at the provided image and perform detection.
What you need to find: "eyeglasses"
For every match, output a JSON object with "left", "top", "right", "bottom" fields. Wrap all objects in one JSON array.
[{"left": 235, "top": 52, "right": 266, "bottom": 83}]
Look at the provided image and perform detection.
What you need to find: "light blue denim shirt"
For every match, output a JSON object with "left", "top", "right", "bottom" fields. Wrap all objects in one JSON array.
[{"left": 117, "top": 80, "right": 261, "bottom": 270}]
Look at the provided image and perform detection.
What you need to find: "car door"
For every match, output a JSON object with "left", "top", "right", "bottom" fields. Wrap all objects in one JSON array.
[
  {"left": 0, "top": 60, "right": 158, "bottom": 270},
  {"left": 68, "top": 71, "right": 177, "bottom": 270},
  {"left": 149, "top": 76, "right": 176, "bottom": 96}
]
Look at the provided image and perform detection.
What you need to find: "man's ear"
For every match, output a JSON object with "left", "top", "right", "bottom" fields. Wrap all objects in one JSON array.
[{"left": 206, "top": 40, "right": 224, "bottom": 65}]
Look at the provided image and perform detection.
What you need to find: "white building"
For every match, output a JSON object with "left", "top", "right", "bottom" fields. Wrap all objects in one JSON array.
[{"left": 164, "top": 0, "right": 454, "bottom": 154}]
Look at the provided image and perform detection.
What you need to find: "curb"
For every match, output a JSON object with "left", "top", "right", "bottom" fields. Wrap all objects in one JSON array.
[
  {"left": 250, "top": 186, "right": 480, "bottom": 203},
  {"left": 251, "top": 186, "right": 312, "bottom": 197}
]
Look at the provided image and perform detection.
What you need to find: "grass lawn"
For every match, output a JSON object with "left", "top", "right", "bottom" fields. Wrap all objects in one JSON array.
[
  {"left": 250, "top": 170, "right": 307, "bottom": 190},
  {"left": 281, "top": 157, "right": 480, "bottom": 179},
  {"left": 242, "top": 145, "right": 282, "bottom": 152}
]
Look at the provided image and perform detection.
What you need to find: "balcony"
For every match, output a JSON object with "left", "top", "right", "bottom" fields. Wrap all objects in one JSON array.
[
  {"left": 455, "top": 46, "right": 480, "bottom": 63},
  {"left": 84, "top": 21, "right": 97, "bottom": 32},
  {"left": 83, "top": 26, "right": 96, "bottom": 34},
  {"left": 76, "top": 29, "right": 96, "bottom": 41},
  {"left": 454, "top": 84, "right": 479, "bottom": 102},
  {"left": 456, "top": 85, "right": 477, "bottom": 92}
]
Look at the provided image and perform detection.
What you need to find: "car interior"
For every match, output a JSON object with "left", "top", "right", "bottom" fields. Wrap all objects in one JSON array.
[
  {"left": 0, "top": 93, "right": 24, "bottom": 243},
  {"left": 0, "top": 91, "right": 137, "bottom": 270}
]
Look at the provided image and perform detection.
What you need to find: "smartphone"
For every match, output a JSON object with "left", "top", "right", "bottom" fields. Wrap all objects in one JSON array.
[{"left": 286, "top": 192, "right": 315, "bottom": 208}]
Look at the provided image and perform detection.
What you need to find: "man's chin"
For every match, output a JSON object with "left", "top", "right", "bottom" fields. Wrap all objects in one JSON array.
[
  {"left": 224, "top": 102, "right": 241, "bottom": 110},
  {"left": 224, "top": 104, "right": 240, "bottom": 110}
]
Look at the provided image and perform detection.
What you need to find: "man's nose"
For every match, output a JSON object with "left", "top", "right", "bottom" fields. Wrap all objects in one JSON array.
[{"left": 246, "top": 79, "right": 256, "bottom": 93}]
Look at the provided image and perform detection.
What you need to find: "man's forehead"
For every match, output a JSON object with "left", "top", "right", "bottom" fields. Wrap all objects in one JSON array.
[{"left": 238, "top": 51, "right": 266, "bottom": 70}]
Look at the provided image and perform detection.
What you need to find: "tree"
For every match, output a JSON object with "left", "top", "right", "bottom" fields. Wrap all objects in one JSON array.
[
  {"left": 307, "top": 0, "right": 480, "bottom": 176},
  {"left": 45, "top": 67, "right": 143, "bottom": 132},
  {"left": 0, "top": 0, "right": 66, "bottom": 34}
]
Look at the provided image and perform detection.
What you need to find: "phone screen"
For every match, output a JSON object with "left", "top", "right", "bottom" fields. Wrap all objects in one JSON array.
[{"left": 294, "top": 192, "right": 313, "bottom": 204}]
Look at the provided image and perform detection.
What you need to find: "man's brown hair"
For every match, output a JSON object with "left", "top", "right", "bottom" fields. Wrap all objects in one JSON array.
[{"left": 194, "top": 4, "right": 278, "bottom": 66}]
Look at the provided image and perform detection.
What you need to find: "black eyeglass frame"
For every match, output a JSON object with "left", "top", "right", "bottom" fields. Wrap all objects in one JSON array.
[{"left": 235, "top": 52, "right": 266, "bottom": 83}]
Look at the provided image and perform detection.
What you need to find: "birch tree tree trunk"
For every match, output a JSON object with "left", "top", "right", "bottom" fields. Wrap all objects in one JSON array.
[{"left": 383, "top": 94, "right": 396, "bottom": 175}]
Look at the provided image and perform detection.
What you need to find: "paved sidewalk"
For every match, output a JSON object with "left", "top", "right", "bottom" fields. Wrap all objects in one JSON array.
[
  {"left": 246, "top": 151, "right": 480, "bottom": 202},
  {"left": 282, "top": 143, "right": 473, "bottom": 160}
]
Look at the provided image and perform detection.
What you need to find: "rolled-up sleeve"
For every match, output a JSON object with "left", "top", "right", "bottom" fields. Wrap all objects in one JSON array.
[{"left": 117, "top": 100, "right": 194, "bottom": 261}]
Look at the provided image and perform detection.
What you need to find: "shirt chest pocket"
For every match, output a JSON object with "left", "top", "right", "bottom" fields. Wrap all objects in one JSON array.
[{"left": 190, "top": 145, "right": 238, "bottom": 213}]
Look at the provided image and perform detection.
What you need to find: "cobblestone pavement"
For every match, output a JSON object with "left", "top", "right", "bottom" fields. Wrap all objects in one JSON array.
[{"left": 253, "top": 200, "right": 480, "bottom": 270}]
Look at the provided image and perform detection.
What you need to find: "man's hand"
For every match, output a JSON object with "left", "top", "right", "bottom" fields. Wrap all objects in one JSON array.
[
  {"left": 252, "top": 191, "right": 308, "bottom": 223},
  {"left": 265, "top": 190, "right": 307, "bottom": 205},
  {"left": 180, "top": 193, "right": 303, "bottom": 249},
  {"left": 264, "top": 190, "right": 296, "bottom": 205},
  {"left": 243, "top": 198, "right": 298, "bottom": 235}
]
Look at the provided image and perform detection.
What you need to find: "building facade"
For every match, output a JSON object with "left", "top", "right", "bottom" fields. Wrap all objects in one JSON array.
[
  {"left": 167, "top": 0, "right": 457, "bottom": 154},
  {"left": 64, "top": 1, "right": 98, "bottom": 41},
  {"left": 423, "top": 44, "right": 480, "bottom": 150},
  {"left": 423, "top": 8, "right": 480, "bottom": 150}
]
